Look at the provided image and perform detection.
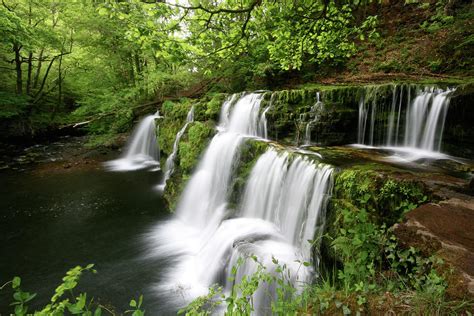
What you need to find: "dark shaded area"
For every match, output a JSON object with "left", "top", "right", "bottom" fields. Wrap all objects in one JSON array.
[
  {"left": 443, "top": 84, "right": 474, "bottom": 158},
  {"left": 0, "top": 167, "right": 170, "bottom": 313}
]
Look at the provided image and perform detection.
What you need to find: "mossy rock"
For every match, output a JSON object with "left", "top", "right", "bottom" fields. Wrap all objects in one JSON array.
[
  {"left": 158, "top": 93, "right": 226, "bottom": 157},
  {"left": 228, "top": 139, "right": 270, "bottom": 209},
  {"left": 162, "top": 121, "right": 215, "bottom": 209},
  {"left": 263, "top": 86, "right": 365, "bottom": 146},
  {"left": 158, "top": 94, "right": 223, "bottom": 209},
  {"left": 163, "top": 169, "right": 188, "bottom": 212},
  {"left": 159, "top": 99, "right": 195, "bottom": 155},
  {"left": 322, "top": 166, "right": 429, "bottom": 266},
  {"left": 178, "top": 121, "right": 215, "bottom": 175}
]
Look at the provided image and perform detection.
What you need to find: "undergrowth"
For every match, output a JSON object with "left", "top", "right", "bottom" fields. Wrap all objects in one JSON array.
[{"left": 1, "top": 265, "right": 145, "bottom": 316}]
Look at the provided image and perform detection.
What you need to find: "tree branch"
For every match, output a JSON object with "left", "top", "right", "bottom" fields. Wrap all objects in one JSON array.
[
  {"left": 33, "top": 52, "right": 71, "bottom": 104},
  {"left": 1, "top": 0, "right": 14, "bottom": 12},
  {"left": 168, "top": 0, "right": 261, "bottom": 14}
]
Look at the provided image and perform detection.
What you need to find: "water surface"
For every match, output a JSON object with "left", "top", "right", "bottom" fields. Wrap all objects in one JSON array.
[{"left": 0, "top": 167, "right": 169, "bottom": 313}]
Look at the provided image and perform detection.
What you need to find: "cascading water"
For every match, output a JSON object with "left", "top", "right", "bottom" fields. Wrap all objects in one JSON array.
[
  {"left": 304, "top": 92, "right": 323, "bottom": 145},
  {"left": 357, "top": 85, "right": 454, "bottom": 156},
  {"left": 240, "top": 148, "right": 333, "bottom": 259},
  {"left": 104, "top": 113, "right": 160, "bottom": 171},
  {"left": 156, "top": 106, "right": 194, "bottom": 191},
  {"left": 258, "top": 92, "right": 276, "bottom": 139},
  {"left": 145, "top": 93, "right": 333, "bottom": 314}
]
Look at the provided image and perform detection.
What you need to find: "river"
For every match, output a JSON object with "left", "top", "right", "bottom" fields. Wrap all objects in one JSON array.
[{"left": 0, "top": 159, "right": 171, "bottom": 314}]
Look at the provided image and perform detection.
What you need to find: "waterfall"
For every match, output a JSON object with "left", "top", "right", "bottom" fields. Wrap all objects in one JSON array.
[
  {"left": 258, "top": 92, "right": 276, "bottom": 139},
  {"left": 357, "top": 85, "right": 454, "bottom": 153},
  {"left": 240, "top": 148, "right": 333, "bottom": 259},
  {"left": 146, "top": 93, "right": 333, "bottom": 314},
  {"left": 358, "top": 95, "right": 368, "bottom": 144},
  {"left": 175, "top": 93, "right": 264, "bottom": 228},
  {"left": 104, "top": 114, "right": 160, "bottom": 171},
  {"left": 386, "top": 85, "right": 398, "bottom": 144},
  {"left": 304, "top": 92, "right": 323, "bottom": 145},
  {"left": 156, "top": 106, "right": 194, "bottom": 191}
]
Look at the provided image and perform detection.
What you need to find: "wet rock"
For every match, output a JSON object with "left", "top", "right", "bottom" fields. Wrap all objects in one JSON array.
[
  {"left": 81, "top": 149, "right": 102, "bottom": 159},
  {"left": 395, "top": 199, "right": 474, "bottom": 297}
]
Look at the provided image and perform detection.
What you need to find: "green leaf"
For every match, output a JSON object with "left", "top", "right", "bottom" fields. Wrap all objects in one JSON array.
[
  {"left": 130, "top": 299, "right": 137, "bottom": 307},
  {"left": 97, "top": 7, "right": 108, "bottom": 16},
  {"left": 14, "top": 304, "right": 25, "bottom": 316},
  {"left": 12, "top": 277, "right": 21, "bottom": 289},
  {"left": 23, "top": 292, "right": 36, "bottom": 304}
]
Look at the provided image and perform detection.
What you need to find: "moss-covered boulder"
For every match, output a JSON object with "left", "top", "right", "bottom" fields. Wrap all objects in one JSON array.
[
  {"left": 323, "top": 166, "right": 428, "bottom": 266},
  {"left": 264, "top": 88, "right": 360, "bottom": 146},
  {"left": 158, "top": 95, "right": 224, "bottom": 210},
  {"left": 228, "top": 139, "right": 270, "bottom": 208}
]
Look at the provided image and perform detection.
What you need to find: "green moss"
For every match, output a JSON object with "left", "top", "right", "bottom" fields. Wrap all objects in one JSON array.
[
  {"left": 204, "top": 93, "right": 227, "bottom": 120},
  {"left": 228, "top": 139, "right": 269, "bottom": 208},
  {"left": 323, "top": 167, "right": 429, "bottom": 266},
  {"left": 158, "top": 95, "right": 221, "bottom": 210},
  {"left": 163, "top": 169, "right": 187, "bottom": 211},
  {"left": 178, "top": 121, "right": 215, "bottom": 175},
  {"left": 159, "top": 100, "right": 194, "bottom": 155},
  {"left": 334, "top": 168, "right": 427, "bottom": 224},
  {"left": 162, "top": 121, "right": 215, "bottom": 210}
]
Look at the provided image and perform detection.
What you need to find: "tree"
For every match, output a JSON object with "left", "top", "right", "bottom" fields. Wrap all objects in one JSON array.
[{"left": 169, "top": 0, "right": 379, "bottom": 71}]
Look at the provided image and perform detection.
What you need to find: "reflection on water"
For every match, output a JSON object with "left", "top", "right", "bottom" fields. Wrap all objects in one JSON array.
[{"left": 0, "top": 168, "right": 169, "bottom": 313}]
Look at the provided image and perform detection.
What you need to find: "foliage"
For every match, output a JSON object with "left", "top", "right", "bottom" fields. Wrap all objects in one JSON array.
[
  {"left": 1, "top": 0, "right": 471, "bottom": 139},
  {"left": 2, "top": 264, "right": 145, "bottom": 316},
  {"left": 127, "top": 295, "right": 145, "bottom": 316},
  {"left": 176, "top": 164, "right": 468, "bottom": 314},
  {"left": 181, "top": 245, "right": 472, "bottom": 315},
  {"left": 334, "top": 168, "right": 427, "bottom": 225},
  {"left": 178, "top": 256, "right": 308, "bottom": 316}
]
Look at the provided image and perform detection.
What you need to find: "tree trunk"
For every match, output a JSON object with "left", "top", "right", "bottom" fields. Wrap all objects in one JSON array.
[
  {"left": 53, "top": 52, "right": 64, "bottom": 120},
  {"left": 26, "top": 52, "right": 33, "bottom": 95},
  {"left": 134, "top": 53, "right": 142, "bottom": 78},
  {"left": 13, "top": 43, "right": 22, "bottom": 95},
  {"left": 128, "top": 53, "right": 135, "bottom": 83},
  {"left": 33, "top": 52, "right": 70, "bottom": 104},
  {"left": 33, "top": 48, "right": 44, "bottom": 89}
]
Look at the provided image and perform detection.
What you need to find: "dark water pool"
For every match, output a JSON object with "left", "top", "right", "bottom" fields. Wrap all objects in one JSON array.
[{"left": 0, "top": 167, "right": 171, "bottom": 314}]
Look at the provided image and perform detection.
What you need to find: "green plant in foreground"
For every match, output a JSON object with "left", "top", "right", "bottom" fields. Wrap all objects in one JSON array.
[
  {"left": 127, "top": 295, "right": 145, "bottom": 316},
  {"left": 2, "top": 264, "right": 145, "bottom": 316}
]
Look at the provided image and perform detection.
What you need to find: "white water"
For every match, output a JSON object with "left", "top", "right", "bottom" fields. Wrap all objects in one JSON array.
[
  {"left": 258, "top": 92, "right": 276, "bottom": 139},
  {"left": 146, "top": 93, "right": 333, "bottom": 314},
  {"left": 104, "top": 114, "right": 160, "bottom": 171},
  {"left": 357, "top": 86, "right": 454, "bottom": 157},
  {"left": 156, "top": 106, "right": 194, "bottom": 191},
  {"left": 240, "top": 148, "right": 333, "bottom": 259},
  {"left": 304, "top": 92, "right": 323, "bottom": 145}
]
